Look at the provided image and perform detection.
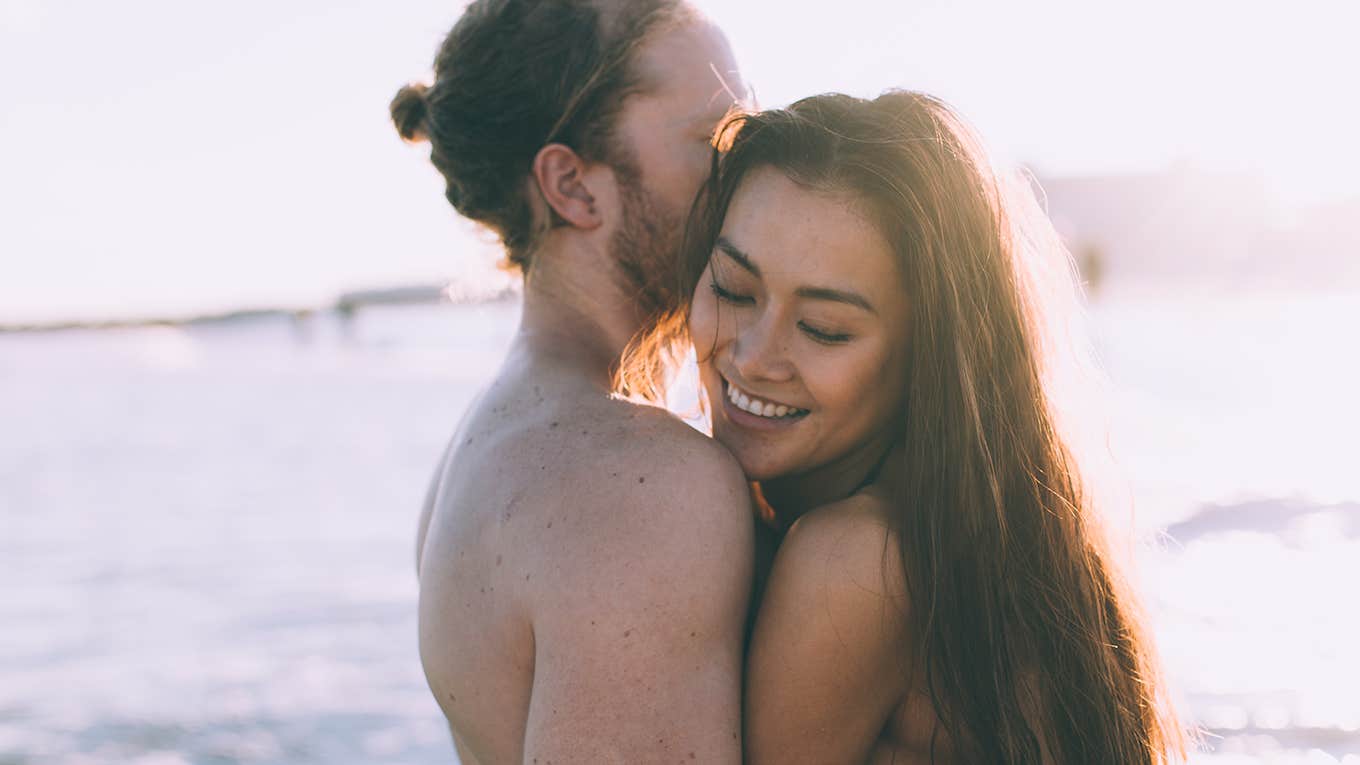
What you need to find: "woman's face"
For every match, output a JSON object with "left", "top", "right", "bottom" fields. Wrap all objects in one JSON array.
[{"left": 690, "top": 167, "right": 913, "bottom": 484}]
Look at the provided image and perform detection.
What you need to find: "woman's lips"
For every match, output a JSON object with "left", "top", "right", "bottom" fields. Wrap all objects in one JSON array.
[
  {"left": 718, "top": 378, "right": 808, "bottom": 432},
  {"left": 724, "top": 378, "right": 807, "bottom": 418}
]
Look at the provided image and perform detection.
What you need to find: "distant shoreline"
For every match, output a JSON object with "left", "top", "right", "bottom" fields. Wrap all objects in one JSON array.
[
  {"left": 0, "top": 284, "right": 521, "bottom": 334},
  {"left": 5, "top": 264, "right": 1357, "bottom": 334}
]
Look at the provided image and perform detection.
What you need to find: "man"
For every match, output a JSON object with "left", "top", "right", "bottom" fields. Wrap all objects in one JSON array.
[{"left": 394, "top": 1, "right": 752, "bottom": 762}]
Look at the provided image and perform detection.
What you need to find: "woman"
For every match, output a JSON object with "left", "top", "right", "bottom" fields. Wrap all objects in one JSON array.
[{"left": 623, "top": 92, "right": 1186, "bottom": 763}]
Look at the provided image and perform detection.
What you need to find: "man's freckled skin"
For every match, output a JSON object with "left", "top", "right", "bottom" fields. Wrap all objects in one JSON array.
[{"left": 411, "top": 11, "right": 751, "bottom": 765}]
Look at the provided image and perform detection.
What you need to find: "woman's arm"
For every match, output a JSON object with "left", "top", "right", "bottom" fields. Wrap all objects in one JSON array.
[{"left": 744, "top": 498, "right": 913, "bottom": 764}]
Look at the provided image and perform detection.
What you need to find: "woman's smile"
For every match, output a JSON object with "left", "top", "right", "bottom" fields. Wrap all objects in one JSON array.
[{"left": 721, "top": 376, "right": 810, "bottom": 421}]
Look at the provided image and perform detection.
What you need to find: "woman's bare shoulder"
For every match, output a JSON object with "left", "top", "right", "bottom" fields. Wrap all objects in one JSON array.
[
  {"left": 784, "top": 491, "right": 906, "bottom": 593},
  {"left": 744, "top": 492, "right": 913, "bottom": 763}
]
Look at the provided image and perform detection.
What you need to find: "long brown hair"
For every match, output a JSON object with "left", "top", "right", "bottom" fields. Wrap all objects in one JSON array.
[{"left": 621, "top": 91, "right": 1185, "bottom": 763}]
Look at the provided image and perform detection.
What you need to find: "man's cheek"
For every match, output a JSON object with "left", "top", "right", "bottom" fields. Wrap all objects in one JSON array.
[{"left": 687, "top": 144, "right": 713, "bottom": 183}]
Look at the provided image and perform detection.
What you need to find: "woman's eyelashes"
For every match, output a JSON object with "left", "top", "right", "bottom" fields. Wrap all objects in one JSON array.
[
  {"left": 709, "top": 279, "right": 753, "bottom": 305},
  {"left": 709, "top": 279, "right": 854, "bottom": 345},
  {"left": 797, "top": 321, "right": 853, "bottom": 345}
]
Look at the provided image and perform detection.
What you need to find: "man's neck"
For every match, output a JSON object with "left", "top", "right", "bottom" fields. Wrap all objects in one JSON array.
[{"left": 514, "top": 241, "right": 649, "bottom": 389}]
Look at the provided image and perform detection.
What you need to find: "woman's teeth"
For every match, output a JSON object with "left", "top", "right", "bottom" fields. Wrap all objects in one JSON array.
[{"left": 726, "top": 381, "right": 807, "bottom": 419}]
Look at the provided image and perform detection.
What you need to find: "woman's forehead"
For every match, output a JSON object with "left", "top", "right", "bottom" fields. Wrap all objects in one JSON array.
[{"left": 721, "top": 168, "right": 897, "bottom": 283}]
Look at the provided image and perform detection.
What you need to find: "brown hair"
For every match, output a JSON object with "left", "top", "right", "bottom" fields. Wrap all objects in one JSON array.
[
  {"left": 624, "top": 92, "right": 1186, "bottom": 762},
  {"left": 390, "top": 0, "right": 691, "bottom": 271}
]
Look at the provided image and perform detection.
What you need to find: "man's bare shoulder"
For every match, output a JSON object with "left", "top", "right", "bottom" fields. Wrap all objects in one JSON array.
[
  {"left": 594, "top": 398, "right": 746, "bottom": 482},
  {"left": 540, "top": 397, "right": 753, "bottom": 560},
  {"left": 515, "top": 402, "right": 751, "bottom": 765}
]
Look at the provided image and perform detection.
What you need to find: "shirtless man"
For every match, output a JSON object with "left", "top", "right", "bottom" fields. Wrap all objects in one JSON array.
[{"left": 391, "top": 2, "right": 751, "bottom": 762}]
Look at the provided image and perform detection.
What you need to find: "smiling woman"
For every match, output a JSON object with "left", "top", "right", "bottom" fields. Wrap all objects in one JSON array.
[
  {"left": 691, "top": 168, "right": 911, "bottom": 500},
  {"left": 623, "top": 91, "right": 1188, "bottom": 763}
]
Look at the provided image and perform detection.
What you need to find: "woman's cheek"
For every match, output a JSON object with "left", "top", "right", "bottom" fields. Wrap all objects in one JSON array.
[{"left": 810, "top": 346, "right": 882, "bottom": 416}]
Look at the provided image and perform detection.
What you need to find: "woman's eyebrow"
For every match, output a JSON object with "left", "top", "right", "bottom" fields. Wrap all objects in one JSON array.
[
  {"left": 715, "top": 236, "right": 759, "bottom": 276},
  {"left": 715, "top": 236, "right": 876, "bottom": 313},
  {"left": 795, "top": 286, "right": 876, "bottom": 314}
]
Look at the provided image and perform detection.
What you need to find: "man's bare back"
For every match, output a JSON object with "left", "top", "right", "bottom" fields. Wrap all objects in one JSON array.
[
  {"left": 391, "top": 1, "right": 748, "bottom": 758},
  {"left": 416, "top": 336, "right": 752, "bottom": 764}
]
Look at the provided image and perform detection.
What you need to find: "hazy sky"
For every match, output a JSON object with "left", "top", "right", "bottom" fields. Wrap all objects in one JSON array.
[{"left": 3, "top": 0, "right": 1357, "bottom": 323}]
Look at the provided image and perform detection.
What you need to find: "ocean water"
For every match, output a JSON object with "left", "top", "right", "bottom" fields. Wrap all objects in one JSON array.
[{"left": 1, "top": 292, "right": 1357, "bottom": 764}]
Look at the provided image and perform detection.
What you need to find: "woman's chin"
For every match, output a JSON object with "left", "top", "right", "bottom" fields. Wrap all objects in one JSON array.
[
  {"left": 725, "top": 447, "right": 794, "bottom": 484},
  {"left": 711, "top": 411, "right": 811, "bottom": 481},
  {"left": 737, "top": 460, "right": 778, "bottom": 483}
]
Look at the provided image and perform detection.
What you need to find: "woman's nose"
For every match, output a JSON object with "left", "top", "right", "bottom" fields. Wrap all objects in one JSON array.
[{"left": 729, "top": 312, "right": 795, "bottom": 384}]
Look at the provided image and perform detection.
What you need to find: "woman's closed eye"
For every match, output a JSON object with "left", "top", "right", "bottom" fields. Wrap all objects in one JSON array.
[
  {"left": 712, "top": 280, "right": 854, "bottom": 344},
  {"left": 798, "top": 321, "right": 853, "bottom": 345},
  {"left": 710, "top": 279, "right": 754, "bottom": 305}
]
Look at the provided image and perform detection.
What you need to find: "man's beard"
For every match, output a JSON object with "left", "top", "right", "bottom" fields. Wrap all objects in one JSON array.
[{"left": 610, "top": 169, "right": 685, "bottom": 320}]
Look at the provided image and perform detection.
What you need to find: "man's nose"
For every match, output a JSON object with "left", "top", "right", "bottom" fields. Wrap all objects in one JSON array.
[{"left": 730, "top": 313, "right": 794, "bottom": 384}]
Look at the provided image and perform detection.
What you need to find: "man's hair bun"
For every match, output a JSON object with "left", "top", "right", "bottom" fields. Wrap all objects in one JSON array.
[{"left": 390, "top": 83, "right": 431, "bottom": 142}]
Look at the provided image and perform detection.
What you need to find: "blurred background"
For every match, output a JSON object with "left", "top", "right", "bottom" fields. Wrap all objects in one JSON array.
[{"left": 2, "top": 1, "right": 1357, "bottom": 763}]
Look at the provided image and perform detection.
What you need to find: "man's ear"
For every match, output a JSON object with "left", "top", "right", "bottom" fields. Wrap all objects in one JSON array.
[{"left": 532, "top": 143, "right": 602, "bottom": 230}]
